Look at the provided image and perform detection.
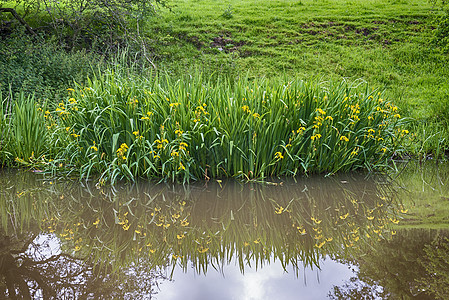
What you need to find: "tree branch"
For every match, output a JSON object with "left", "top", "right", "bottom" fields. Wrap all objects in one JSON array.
[{"left": 0, "top": 7, "right": 36, "bottom": 36}]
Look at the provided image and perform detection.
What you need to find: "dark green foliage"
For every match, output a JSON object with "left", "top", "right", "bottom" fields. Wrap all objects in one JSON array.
[{"left": 0, "top": 31, "right": 99, "bottom": 99}]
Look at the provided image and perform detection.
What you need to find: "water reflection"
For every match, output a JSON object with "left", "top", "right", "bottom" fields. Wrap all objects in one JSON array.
[
  {"left": 330, "top": 228, "right": 449, "bottom": 300},
  {"left": 0, "top": 166, "right": 444, "bottom": 299}
]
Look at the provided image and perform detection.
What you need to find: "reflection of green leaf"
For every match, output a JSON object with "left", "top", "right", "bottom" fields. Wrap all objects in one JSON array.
[
  {"left": 113, "top": 208, "right": 120, "bottom": 224},
  {"left": 1, "top": 171, "right": 402, "bottom": 277}
]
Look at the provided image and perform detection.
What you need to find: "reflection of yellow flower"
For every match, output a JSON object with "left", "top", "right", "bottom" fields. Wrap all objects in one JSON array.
[
  {"left": 275, "top": 206, "right": 284, "bottom": 214},
  {"left": 339, "top": 213, "right": 349, "bottom": 220},
  {"left": 198, "top": 246, "right": 209, "bottom": 253},
  {"left": 297, "top": 226, "right": 306, "bottom": 235},
  {"left": 390, "top": 218, "right": 400, "bottom": 224},
  {"left": 311, "top": 216, "right": 322, "bottom": 224},
  {"left": 315, "top": 241, "right": 326, "bottom": 248}
]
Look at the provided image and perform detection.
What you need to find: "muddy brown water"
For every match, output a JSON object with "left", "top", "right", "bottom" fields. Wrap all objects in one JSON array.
[{"left": 1, "top": 162, "right": 448, "bottom": 299}]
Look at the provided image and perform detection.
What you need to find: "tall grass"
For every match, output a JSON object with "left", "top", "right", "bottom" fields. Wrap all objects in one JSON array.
[
  {"left": 47, "top": 71, "right": 409, "bottom": 183},
  {"left": 0, "top": 92, "right": 51, "bottom": 166}
]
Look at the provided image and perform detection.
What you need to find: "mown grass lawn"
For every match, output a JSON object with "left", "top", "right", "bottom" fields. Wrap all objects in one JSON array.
[{"left": 144, "top": 0, "right": 448, "bottom": 144}]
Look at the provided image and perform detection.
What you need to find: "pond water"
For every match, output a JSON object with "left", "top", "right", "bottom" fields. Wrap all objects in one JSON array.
[{"left": 1, "top": 162, "right": 449, "bottom": 299}]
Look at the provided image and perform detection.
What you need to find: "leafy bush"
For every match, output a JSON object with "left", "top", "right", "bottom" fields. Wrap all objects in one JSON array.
[{"left": 0, "top": 31, "right": 99, "bottom": 99}]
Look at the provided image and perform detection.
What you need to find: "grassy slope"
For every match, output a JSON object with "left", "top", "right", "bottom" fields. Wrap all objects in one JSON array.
[{"left": 145, "top": 0, "right": 448, "bottom": 140}]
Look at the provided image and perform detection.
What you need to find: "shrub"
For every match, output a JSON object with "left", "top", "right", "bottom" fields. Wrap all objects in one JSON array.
[{"left": 0, "top": 31, "right": 99, "bottom": 99}]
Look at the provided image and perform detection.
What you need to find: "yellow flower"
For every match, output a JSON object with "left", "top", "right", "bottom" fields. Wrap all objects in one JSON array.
[
  {"left": 325, "top": 116, "right": 333, "bottom": 121},
  {"left": 316, "top": 108, "right": 326, "bottom": 115},
  {"left": 394, "top": 114, "right": 401, "bottom": 118},
  {"left": 340, "top": 135, "right": 349, "bottom": 142},
  {"left": 296, "top": 127, "right": 306, "bottom": 134},
  {"left": 274, "top": 151, "right": 284, "bottom": 160},
  {"left": 177, "top": 233, "right": 185, "bottom": 239},
  {"left": 91, "top": 145, "right": 98, "bottom": 151},
  {"left": 253, "top": 112, "right": 260, "bottom": 119},
  {"left": 311, "top": 134, "right": 322, "bottom": 141}
]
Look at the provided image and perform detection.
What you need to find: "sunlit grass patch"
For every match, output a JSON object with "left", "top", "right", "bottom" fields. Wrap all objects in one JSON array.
[{"left": 48, "top": 71, "right": 409, "bottom": 183}]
